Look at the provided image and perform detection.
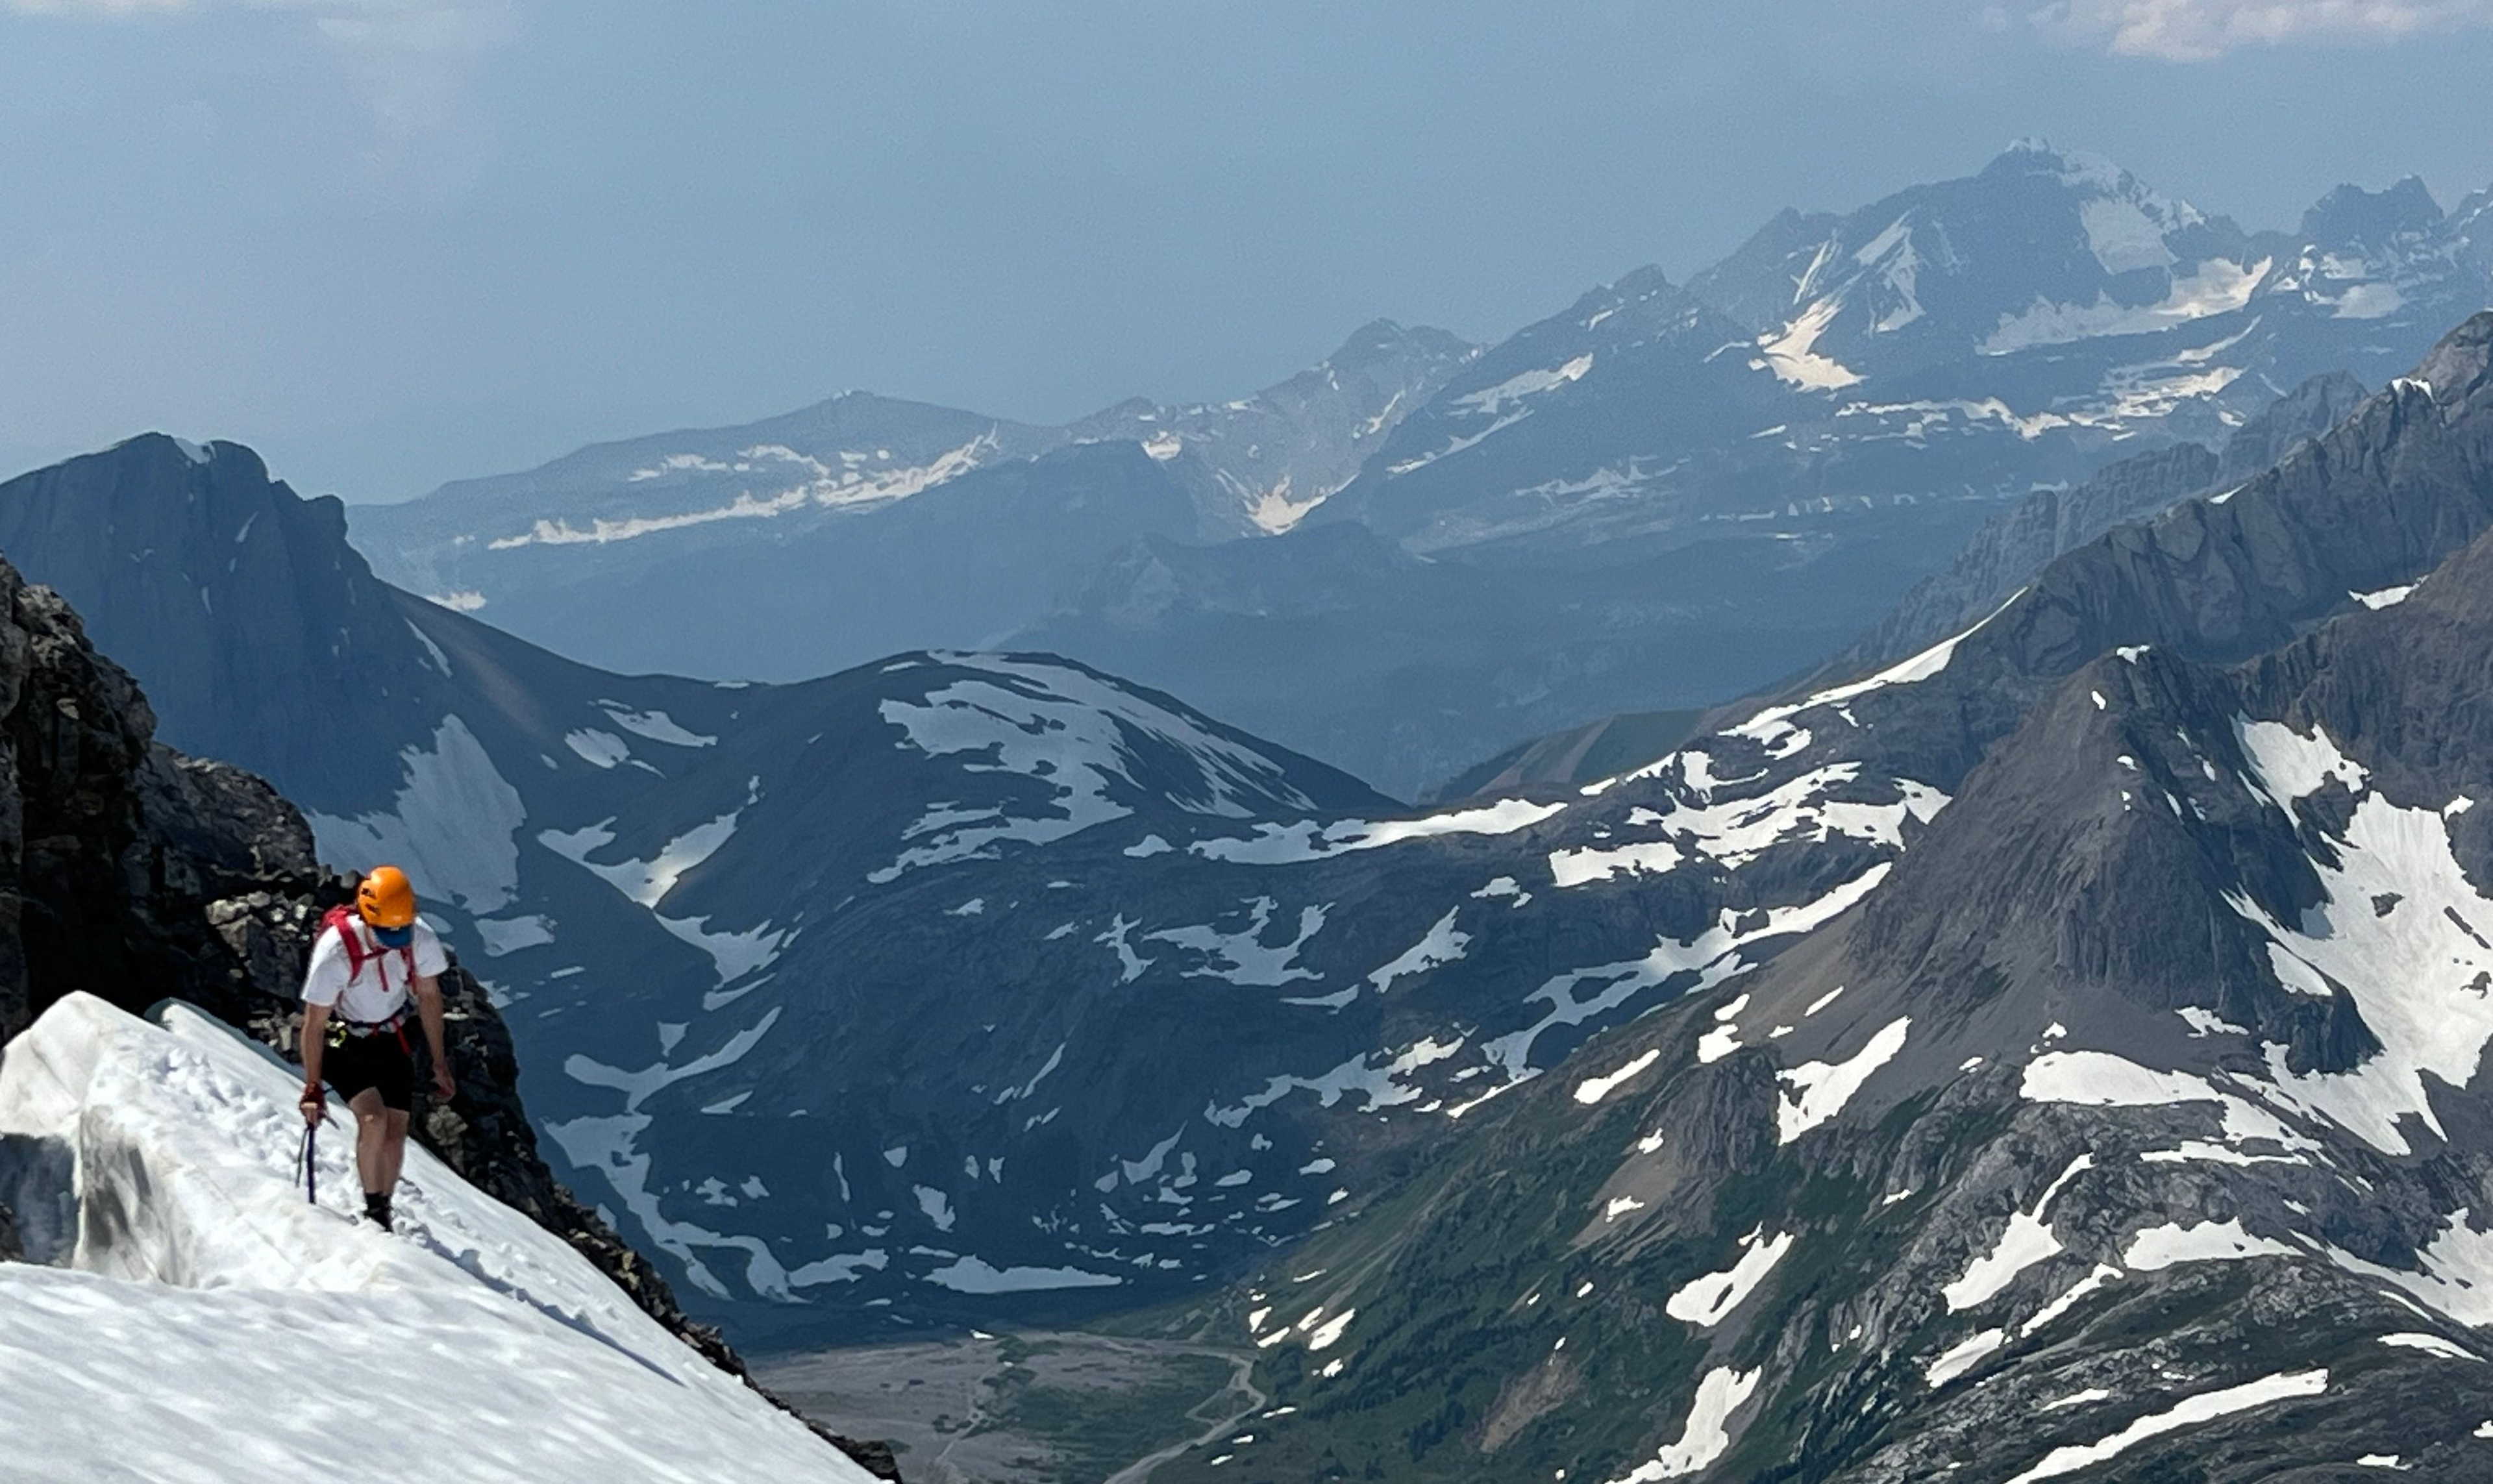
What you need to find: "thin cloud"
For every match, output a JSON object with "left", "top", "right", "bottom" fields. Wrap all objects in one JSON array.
[
  {"left": 2031, "top": 0, "right": 2493, "bottom": 58},
  {"left": 5, "top": 0, "right": 515, "bottom": 134}
]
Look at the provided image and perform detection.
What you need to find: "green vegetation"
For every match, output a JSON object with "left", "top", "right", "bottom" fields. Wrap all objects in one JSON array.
[{"left": 986, "top": 1348, "right": 1242, "bottom": 1484}]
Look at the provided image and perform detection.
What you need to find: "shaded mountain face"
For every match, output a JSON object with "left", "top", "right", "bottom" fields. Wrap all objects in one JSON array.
[
  {"left": 1855, "top": 367, "right": 2372, "bottom": 667},
  {"left": 345, "top": 321, "right": 1476, "bottom": 682},
  {"left": 1131, "top": 317, "right": 2493, "bottom": 1483}
]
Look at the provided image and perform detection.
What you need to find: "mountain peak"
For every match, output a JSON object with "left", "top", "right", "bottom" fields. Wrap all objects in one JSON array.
[
  {"left": 2412, "top": 310, "right": 2493, "bottom": 412},
  {"left": 1985, "top": 139, "right": 2133, "bottom": 189},
  {"left": 1327, "top": 317, "right": 1476, "bottom": 368},
  {"left": 2300, "top": 176, "right": 2444, "bottom": 248}
]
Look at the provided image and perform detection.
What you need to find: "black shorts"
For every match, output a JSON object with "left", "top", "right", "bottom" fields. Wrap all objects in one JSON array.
[{"left": 325, "top": 1026, "right": 414, "bottom": 1112}]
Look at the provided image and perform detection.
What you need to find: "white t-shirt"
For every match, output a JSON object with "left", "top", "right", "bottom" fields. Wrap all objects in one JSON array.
[{"left": 301, "top": 918, "right": 448, "bottom": 1024}]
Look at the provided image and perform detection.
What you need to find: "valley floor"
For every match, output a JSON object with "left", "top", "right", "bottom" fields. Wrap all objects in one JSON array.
[{"left": 760, "top": 1331, "right": 1259, "bottom": 1484}]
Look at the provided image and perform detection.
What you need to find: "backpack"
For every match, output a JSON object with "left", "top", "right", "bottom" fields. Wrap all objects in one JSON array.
[{"left": 317, "top": 904, "right": 417, "bottom": 1004}]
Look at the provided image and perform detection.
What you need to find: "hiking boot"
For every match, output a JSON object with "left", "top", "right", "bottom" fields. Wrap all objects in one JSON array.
[{"left": 364, "top": 1192, "right": 393, "bottom": 1232}]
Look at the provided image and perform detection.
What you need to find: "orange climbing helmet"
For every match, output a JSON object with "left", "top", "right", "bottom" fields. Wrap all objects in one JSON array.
[{"left": 356, "top": 865, "right": 418, "bottom": 929}]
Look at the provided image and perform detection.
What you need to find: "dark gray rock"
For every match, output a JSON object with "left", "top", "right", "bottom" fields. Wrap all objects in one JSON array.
[{"left": 2216, "top": 369, "right": 2369, "bottom": 485}]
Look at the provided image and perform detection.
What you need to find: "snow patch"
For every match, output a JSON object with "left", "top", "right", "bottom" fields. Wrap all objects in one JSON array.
[
  {"left": 1574, "top": 1049, "right": 1662, "bottom": 1106},
  {"left": 306, "top": 715, "right": 525, "bottom": 915},
  {"left": 1605, "top": 1366, "right": 1759, "bottom": 1482},
  {"left": 1944, "top": 1155, "right": 2093, "bottom": 1311},
  {"left": 2122, "top": 1218, "right": 2295, "bottom": 1270},
  {"left": 1454, "top": 354, "right": 1594, "bottom": 417},
  {"left": 874, "top": 656, "right": 1319, "bottom": 879},
  {"left": 1193, "top": 798, "right": 1563, "bottom": 865},
  {"left": 0, "top": 995, "right": 869, "bottom": 1481},
  {"left": 1757, "top": 297, "right": 1863, "bottom": 390},
  {"left": 2003, "top": 1370, "right": 2329, "bottom": 1483},
  {"left": 1926, "top": 1328, "right": 2006, "bottom": 1387},
  {"left": 1365, "top": 909, "right": 1470, "bottom": 993},
  {"left": 1665, "top": 1229, "right": 1795, "bottom": 1328},
  {"left": 1776, "top": 1015, "right": 1910, "bottom": 1143},
  {"left": 1483, "top": 863, "right": 1893, "bottom": 1078}
]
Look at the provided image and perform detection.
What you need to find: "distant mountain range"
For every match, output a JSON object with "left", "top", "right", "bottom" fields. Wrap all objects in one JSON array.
[
  {"left": 345, "top": 144, "right": 2493, "bottom": 799},
  {"left": 349, "top": 320, "right": 1478, "bottom": 686},
  {"left": 13, "top": 219, "right": 2493, "bottom": 1484},
  {"left": 19, "top": 303, "right": 2490, "bottom": 1372}
]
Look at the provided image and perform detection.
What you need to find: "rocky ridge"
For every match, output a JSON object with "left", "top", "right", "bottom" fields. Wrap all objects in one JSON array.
[{"left": 0, "top": 552, "right": 896, "bottom": 1478}]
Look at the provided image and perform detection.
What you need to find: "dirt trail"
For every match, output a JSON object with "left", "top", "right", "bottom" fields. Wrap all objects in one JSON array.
[{"left": 1101, "top": 1351, "right": 1264, "bottom": 1484}]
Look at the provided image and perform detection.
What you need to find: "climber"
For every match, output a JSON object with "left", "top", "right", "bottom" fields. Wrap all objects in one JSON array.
[{"left": 297, "top": 865, "right": 455, "bottom": 1231}]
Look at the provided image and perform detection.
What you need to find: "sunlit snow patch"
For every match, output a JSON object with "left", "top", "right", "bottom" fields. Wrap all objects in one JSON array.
[
  {"left": 1926, "top": 1328, "right": 2006, "bottom": 1387},
  {"left": 1574, "top": 1048, "right": 1661, "bottom": 1106},
  {"left": 474, "top": 915, "right": 555, "bottom": 957},
  {"left": 2001, "top": 1370, "right": 2327, "bottom": 1484},
  {"left": 2379, "top": 1331, "right": 2479, "bottom": 1361},
  {"left": 1365, "top": 909, "right": 1469, "bottom": 994},
  {"left": 1483, "top": 863, "right": 1892, "bottom": 1078},
  {"left": 306, "top": 715, "right": 526, "bottom": 914},
  {"left": 1730, "top": 592, "right": 2020, "bottom": 750},
  {"left": 2225, "top": 718, "right": 2493, "bottom": 1155},
  {"left": 0, "top": 995, "right": 871, "bottom": 1482},
  {"left": 876, "top": 655, "right": 1322, "bottom": 879},
  {"left": 1775, "top": 1015, "right": 1909, "bottom": 1143},
  {"left": 1756, "top": 296, "right": 1863, "bottom": 390},
  {"left": 2121, "top": 1218, "right": 2294, "bottom": 1270},
  {"left": 1605, "top": 1366, "right": 1760, "bottom": 1483},
  {"left": 1452, "top": 354, "right": 1594, "bottom": 417},
  {"left": 1193, "top": 798, "right": 1563, "bottom": 865},
  {"left": 1943, "top": 1154, "right": 2092, "bottom": 1311},
  {"left": 1665, "top": 1229, "right": 1795, "bottom": 1328},
  {"left": 595, "top": 702, "right": 717, "bottom": 748},
  {"left": 1148, "top": 898, "right": 1328, "bottom": 986}
]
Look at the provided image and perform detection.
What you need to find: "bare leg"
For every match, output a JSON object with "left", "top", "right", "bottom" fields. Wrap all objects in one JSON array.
[
  {"left": 349, "top": 1089, "right": 390, "bottom": 1198},
  {"left": 380, "top": 1109, "right": 412, "bottom": 1195}
]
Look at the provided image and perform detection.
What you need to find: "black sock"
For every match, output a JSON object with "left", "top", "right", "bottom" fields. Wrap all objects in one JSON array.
[{"left": 364, "top": 1191, "right": 393, "bottom": 1230}]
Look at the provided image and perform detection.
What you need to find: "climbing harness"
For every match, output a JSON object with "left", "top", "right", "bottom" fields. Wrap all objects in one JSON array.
[{"left": 326, "top": 1006, "right": 414, "bottom": 1054}]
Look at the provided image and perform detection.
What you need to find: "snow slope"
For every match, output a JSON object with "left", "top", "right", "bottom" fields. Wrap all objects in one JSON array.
[{"left": 0, "top": 994, "right": 869, "bottom": 1484}]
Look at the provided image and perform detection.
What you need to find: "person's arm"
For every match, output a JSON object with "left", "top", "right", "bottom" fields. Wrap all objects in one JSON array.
[
  {"left": 299, "top": 1001, "right": 331, "bottom": 1126},
  {"left": 414, "top": 973, "right": 454, "bottom": 1100}
]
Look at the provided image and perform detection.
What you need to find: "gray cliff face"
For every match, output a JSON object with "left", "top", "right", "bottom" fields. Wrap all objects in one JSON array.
[
  {"left": 0, "top": 551, "right": 897, "bottom": 1479},
  {"left": 1134, "top": 315, "right": 2493, "bottom": 1482},
  {"left": 1846, "top": 370, "right": 2372, "bottom": 669},
  {"left": 1419, "top": 365, "right": 2380, "bottom": 798},
  {"left": 2215, "top": 367, "right": 2370, "bottom": 484}
]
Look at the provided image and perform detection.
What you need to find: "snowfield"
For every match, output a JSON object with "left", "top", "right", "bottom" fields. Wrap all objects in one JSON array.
[{"left": 0, "top": 994, "right": 872, "bottom": 1483}]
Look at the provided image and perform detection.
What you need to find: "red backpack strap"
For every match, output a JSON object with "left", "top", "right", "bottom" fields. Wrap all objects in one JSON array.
[{"left": 319, "top": 904, "right": 369, "bottom": 981}]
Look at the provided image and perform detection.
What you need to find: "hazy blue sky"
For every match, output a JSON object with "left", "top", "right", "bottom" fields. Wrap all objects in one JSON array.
[{"left": 5, "top": 1, "right": 2490, "bottom": 502}]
